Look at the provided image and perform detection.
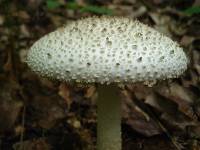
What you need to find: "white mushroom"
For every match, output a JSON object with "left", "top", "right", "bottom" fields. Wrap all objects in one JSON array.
[{"left": 27, "top": 16, "right": 188, "bottom": 150}]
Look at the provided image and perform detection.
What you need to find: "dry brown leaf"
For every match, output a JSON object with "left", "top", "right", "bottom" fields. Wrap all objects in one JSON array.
[
  {"left": 180, "top": 35, "right": 195, "bottom": 47},
  {"left": 13, "top": 138, "right": 51, "bottom": 150},
  {"left": 0, "top": 15, "right": 5, "bottom": 25},
  {"left": 3, "top": 49, "right": 13, "bottom": 73},
  {"left": 84, "top": 86, "right": 96, "bottom": 99},
  {"left": 169, "top": 83, "right": 193, "bottom": 103},
  {"left": 19, "top": 49, "right": 28, "bottom": 63},
  {"left": 156, "top": 83, "right": 195, "bottom": 119},
  {"left": 144, "top": 93, "right": 174, "bottom": 112},
  {"left": 169, "top": 22, "right": 187, "bottom": 36},
  {"left": 157, "top": 83, "right": 194, "bottom": 118},
  {"left": 34, "top": 95, "right": 67, "bottom": 129},
  {"left": 161, "top": 112, "right": 196, "bottom": 130},
  {"left": 20, "top": 24, "right": 30, "bottom": 38},
  {"left": 127, "top": 84, "right": 153, "bottom": 100},
  {"left": 122, "top": 90, "right": 162, "bottom": 136},
  {"left": 131, "top": 6, "right": 147, "bottom": 18},
  {"left": 25, "top": 0, "right": 44, "bottom": 10},
  {"left": 17, "top": 10, "right": 30, "bottom": 20},
  {"left": 149, "top": 12, "right": 173, "bottom": 37},
  {"left": 67, "top": 117, "right": 82, "bottom": 129},
  {"left": 186, "top": 123, "right": 200, "bottom": 139},
  {"left": 0, "top": 81, "right": 23, "bottom": 132},
  {"left": 143, "top": 89, "right": 196, "bottom": 131},
  {"left": 58, "top": 83, "right": 71, "bottom": 109}
]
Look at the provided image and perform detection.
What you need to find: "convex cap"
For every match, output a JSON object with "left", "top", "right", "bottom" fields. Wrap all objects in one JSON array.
[{"left": 27, "top": 16, "right": 188, "bottom": 84}]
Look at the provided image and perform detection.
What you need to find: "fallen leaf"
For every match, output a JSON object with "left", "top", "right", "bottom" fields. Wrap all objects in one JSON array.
[
  {"left": 0, "top": 80, "right": 23, "bottom": 132},
  {"left": 180, "top": 35, "right": 195, "bottom": 47},
  {"left": 13, "top": 138, "right": 51, "bottom": 150},
  {"left": 122, "top": 90, "right": 162, "bottom": 136},
  {"left": 58, "top": 83, "right": 71, "bottom": 109}
]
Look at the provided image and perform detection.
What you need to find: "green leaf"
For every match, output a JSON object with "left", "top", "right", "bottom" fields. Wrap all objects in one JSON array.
[
  {"left": 46, "top": 0, "right": 61, "bottom": 9},
  {"left": 184, "top": 6, "right": 200, "bottom": 15},
  {"left": 66, "top": 2, "right": 80, "bottom": 10},
  {"left": 80, "top": 5, "right": 113, "bottom": 15}
]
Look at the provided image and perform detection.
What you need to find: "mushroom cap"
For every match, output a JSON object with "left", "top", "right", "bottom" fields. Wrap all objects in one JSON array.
[{"left": 27, "top": 16, "right": 188, "bottom": 84}]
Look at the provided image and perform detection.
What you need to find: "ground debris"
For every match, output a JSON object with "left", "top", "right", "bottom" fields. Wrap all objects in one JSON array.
[{"left": 0, "top": 0, "right": 200, "bottom": 149}]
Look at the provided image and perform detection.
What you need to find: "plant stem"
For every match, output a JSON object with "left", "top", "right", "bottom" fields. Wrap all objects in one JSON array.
[{"left": 97, "top": 85, "right": 121, "bottom": 150}]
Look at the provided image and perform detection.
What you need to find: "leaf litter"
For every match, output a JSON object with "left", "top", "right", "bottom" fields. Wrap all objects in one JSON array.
[{"left": 0, "top": 0, "right": 200, "bottom": 149}]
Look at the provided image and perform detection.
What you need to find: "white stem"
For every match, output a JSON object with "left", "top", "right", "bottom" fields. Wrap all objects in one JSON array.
[{"left": 97, "top": 85, "right": 121, "bottom": 150}]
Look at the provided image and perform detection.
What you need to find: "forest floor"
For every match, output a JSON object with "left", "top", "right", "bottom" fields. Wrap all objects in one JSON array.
[{"left": 0, "top": 0, "right": 200, "bottom": 150}]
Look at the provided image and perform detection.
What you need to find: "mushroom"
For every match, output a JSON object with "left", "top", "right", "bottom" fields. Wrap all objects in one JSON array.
[{"left": 26, "top": 16, "right": 188, "bottom": 150}]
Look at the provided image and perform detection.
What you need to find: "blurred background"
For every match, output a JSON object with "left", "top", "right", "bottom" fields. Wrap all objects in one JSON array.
[{"left": 0, "top": 0, "right": 200, "bottom": 149}]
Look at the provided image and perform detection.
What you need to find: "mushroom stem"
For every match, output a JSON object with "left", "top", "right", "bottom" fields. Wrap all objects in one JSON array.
[{"left": 97, "top": 85, "right": 121, "bottom": 150}]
